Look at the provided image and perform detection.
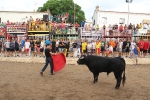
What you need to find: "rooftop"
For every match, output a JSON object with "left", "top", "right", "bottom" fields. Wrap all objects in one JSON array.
[{"left": 0, "top": 10, "right": 48, "bottom": 14}]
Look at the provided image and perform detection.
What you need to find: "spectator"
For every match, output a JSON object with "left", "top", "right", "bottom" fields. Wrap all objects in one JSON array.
[
  {"left": 81, "top": 40, "right": 87, "bottom": 55},
  {"left": 118, "top": 39, "right": 123, "bottom": 57},
  {"left": 96, "top": 40, "right": 101, "bottom": 56},
  {"left": 91, "top": 40, "right": 96, "bottom": 55},
  {"left": 125, "top": 39, "right": 131, "bottom": 57},
  {"left": 101, "top": 39, "right": 105, "bottom": 56},
  {"left": 45, "top": 38, "right": 51, "bottom": 46},
  {"left": 0, "top": 40, "right": 3, "bottom": 56},
  {"left": 25, "top": 39, "right": 30, "bottom": 56},
  {"left": 87, "top": 41, "right": 92, "bottom": 55},
  {"left": 75, "top": 22, "right": 80, "bottom": 33},
  {"left": 81, "top": 21, "right": 85, "bottom": 29},
  {"left": 9, "top": 39, "right": 15, "bottom": 57},
  {"left": 72, "top": 40, "right": 77, "bottom": 57},
  {"left": 30, "top": 39, "right": 35, "bottom": 57},
  {"left": 143, "top": 39, "right": 149, "bottom": 58},
  {"left": 58, "top": 39, "right": 64, "bottom": 53},
  {"left": 14, "top": 39, "right": 20, "bottom": 57},
  {"left": 77, "top": 39, "right": 81, "bottom": 56},
  {"left": 138, "top": 38, "right": 144, "bottom": 57},
  {"left": 4, "top": 39, "right": 10, "bottom": 57},
  {"left": 133, "top": 44, "right": 140, "bottom": 66},
  {"left": 51, "top": 39, "right": 56, "bottom": 53}
]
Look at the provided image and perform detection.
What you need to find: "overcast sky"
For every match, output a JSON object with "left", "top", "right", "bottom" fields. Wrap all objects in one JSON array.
[{"left": 1, "top": 0, "right": 150, "bottom": 21}]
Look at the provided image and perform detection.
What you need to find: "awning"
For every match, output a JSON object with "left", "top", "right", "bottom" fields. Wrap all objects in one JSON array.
[
  {"left": 28, "top": 34, "right": 49, "bottom": 36},
  {"left": 143, "top": 20, "right": 150, "bottom": 24},
  {"left": 28, "top": 31, "right": 49, "bottom": 33}
]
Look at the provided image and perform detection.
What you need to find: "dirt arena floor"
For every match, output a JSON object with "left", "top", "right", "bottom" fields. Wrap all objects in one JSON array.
[{"left": 0, "top": 62, "right": 150, "bottom": 100}]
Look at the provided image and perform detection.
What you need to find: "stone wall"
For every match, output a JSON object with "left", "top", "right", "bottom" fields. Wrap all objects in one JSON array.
[{"left": 0, "top": 57, "right": 150, "bottom": 65}]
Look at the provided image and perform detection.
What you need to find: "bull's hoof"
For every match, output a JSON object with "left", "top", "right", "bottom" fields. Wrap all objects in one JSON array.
[
  {"left": 93, "top": 81, "right": 96, "bottom": 83},
  {"left": 115, "top": 87, "right": 119, "bottom": 89}
]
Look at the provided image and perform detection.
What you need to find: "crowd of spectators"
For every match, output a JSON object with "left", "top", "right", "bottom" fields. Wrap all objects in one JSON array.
[
  {"left": 81, "top": 22, "right": 150, "bottom": 37},
  {"left": 27, "top": 15, "right": 80, "bottom": 34}
]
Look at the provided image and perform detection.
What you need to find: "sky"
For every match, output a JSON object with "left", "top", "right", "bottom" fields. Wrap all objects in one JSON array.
[{"left": 1, "top": 0, "right": 150, "bottom": 21}]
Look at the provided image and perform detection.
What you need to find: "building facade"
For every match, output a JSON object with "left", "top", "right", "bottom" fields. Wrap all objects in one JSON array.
[
  {"left": 92, "top": 6, "right": 150, "bottom": 27},
  {"left": 0, "top": 11, "right": 48, "bottom": 22}
]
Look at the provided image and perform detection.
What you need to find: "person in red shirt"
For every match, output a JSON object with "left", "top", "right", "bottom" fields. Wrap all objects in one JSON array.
[
  {"left": 119, "top": 24, "right": 123, "bottom": 33},
  {"left": 143, "top": 39, "right": 149, "bottom": 57},
  {"left": 75, "top": 22, "right": 80, "bottom": 33},
  {"left": 138, "top": 38, "right": 144, "bottom": 57}
]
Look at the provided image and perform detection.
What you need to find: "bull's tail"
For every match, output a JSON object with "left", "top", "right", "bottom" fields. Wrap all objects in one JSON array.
[{"left": 122, "top": 68, "right": 126, "bottom": 87}]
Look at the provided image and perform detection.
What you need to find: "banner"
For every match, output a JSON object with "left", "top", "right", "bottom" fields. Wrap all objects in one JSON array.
[{"left": 52, "top": 53, "right": 66, "bottom": 72}]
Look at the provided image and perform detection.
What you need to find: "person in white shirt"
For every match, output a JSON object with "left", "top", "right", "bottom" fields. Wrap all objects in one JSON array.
[
  {"left": 130, "top": 40, "right": 136, "bottom": 58},
  {"left": 91, "top": 40, "right": 96, "bottom": 55},
  {"left": 87, "top": 41, "right": 92, "bottom": 55},
  {"left": 118, "top": 39, "right": 123, "bottom": 57},
  {"left": 56, "top": 39, "right": 59, "bottom": 53},
  {"left": 40, "top": 40, "right": 45, "bottom": 57},
  {"left": 25, "top": 39, "right": 30, "bottom": 56}
]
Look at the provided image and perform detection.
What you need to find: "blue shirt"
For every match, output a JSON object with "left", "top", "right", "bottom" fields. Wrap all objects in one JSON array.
[
  {"left": 81, "top": 22, "right": 85, "bottom": 27},
  {"left": 45, "top": 40, "right": 50, "bottom": 45},
  {"left": 10, "top": 42, "right": 15, "bottom": 49},
  {"left": 133, "top": 47, "right": 138, "bottom": 55},
  {"left": 21, "top": 40, "right": 25, "bottom": 47},
  {"left": 77, "top": 42, "right": 81, "bottom": 48}
]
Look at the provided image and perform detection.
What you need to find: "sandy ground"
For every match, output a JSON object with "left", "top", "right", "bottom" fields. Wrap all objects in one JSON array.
[{"left": 0, "top": 62, "right": 150, "bottom": 100}]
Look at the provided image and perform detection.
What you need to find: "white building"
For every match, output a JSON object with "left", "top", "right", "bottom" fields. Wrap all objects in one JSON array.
[
  {"left": 92, "top": 6, "right": 150, "bottom": 27},
  {"left": 0, "top": 11, "right": 48, "bottom": 22}
]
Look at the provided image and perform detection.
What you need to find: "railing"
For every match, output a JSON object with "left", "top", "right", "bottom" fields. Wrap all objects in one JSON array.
[
  {"left": 28, "top": 22, "right": 78, "bottom": 34},
  {"left": 81, "top": 27, "right": 134, "bottom": 37}
]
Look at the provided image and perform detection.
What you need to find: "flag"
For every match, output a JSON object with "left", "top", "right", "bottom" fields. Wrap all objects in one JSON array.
[{"left": 52, "top": 53, "right": 66, "bottom": 72}]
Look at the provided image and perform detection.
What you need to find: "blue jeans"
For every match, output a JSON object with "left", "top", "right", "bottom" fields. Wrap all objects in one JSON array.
[{"left": 41, "top": 57, "right": 54, "bottom": 74}]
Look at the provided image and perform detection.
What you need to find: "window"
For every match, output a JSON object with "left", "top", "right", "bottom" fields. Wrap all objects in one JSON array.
[
  {"left": 101, "top": 17, "right": 107, "bottom": 24},
  {"left": 119, "top": 18, "right": 125, "bottom": 24}
]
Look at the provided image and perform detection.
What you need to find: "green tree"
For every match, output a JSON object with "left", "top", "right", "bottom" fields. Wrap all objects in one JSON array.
[{"left": 37, "top": 0, "right": 86, "bottom": 24}]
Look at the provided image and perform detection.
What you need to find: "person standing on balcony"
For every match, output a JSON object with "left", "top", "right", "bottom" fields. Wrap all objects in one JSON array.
[
  {"left": 119, "top": 24, "right": 123, "bottom": 35},
  {"left": 124, "top": 24, "right": 127, "bottom": 35},
  {"left": 139, "top": 23, "right": 143, "bottom": 29},
  {"left": 128, "top": 23, "right": 133, "bottom": 36},
  {"left": 81, "top": 21, "right": 85, "bottom": 30},
  {"left": 75, "top": 22, "right": 80, "bottom": 33}
]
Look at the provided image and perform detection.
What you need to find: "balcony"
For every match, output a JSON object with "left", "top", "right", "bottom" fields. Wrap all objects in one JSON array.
[
  {"left": 6, "top": 25, "right": 26, "bottom": 33},
  {"left": 28, "top": 22, "right": 78, "bottom": 34}
]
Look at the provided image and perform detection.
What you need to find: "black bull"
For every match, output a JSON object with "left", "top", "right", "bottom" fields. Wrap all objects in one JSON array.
[{"left": 77, "top": 55, "right": 126, "bottom": 89}]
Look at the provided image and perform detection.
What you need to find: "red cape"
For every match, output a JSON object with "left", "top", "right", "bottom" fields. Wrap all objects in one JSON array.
[{"left": 52, "top": 53, "right": 66, "bottom": 72}]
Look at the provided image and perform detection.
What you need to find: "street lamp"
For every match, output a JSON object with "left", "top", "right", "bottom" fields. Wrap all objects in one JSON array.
[{"left": 126, "top": 0, "right": 133, "bottom": 25}]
